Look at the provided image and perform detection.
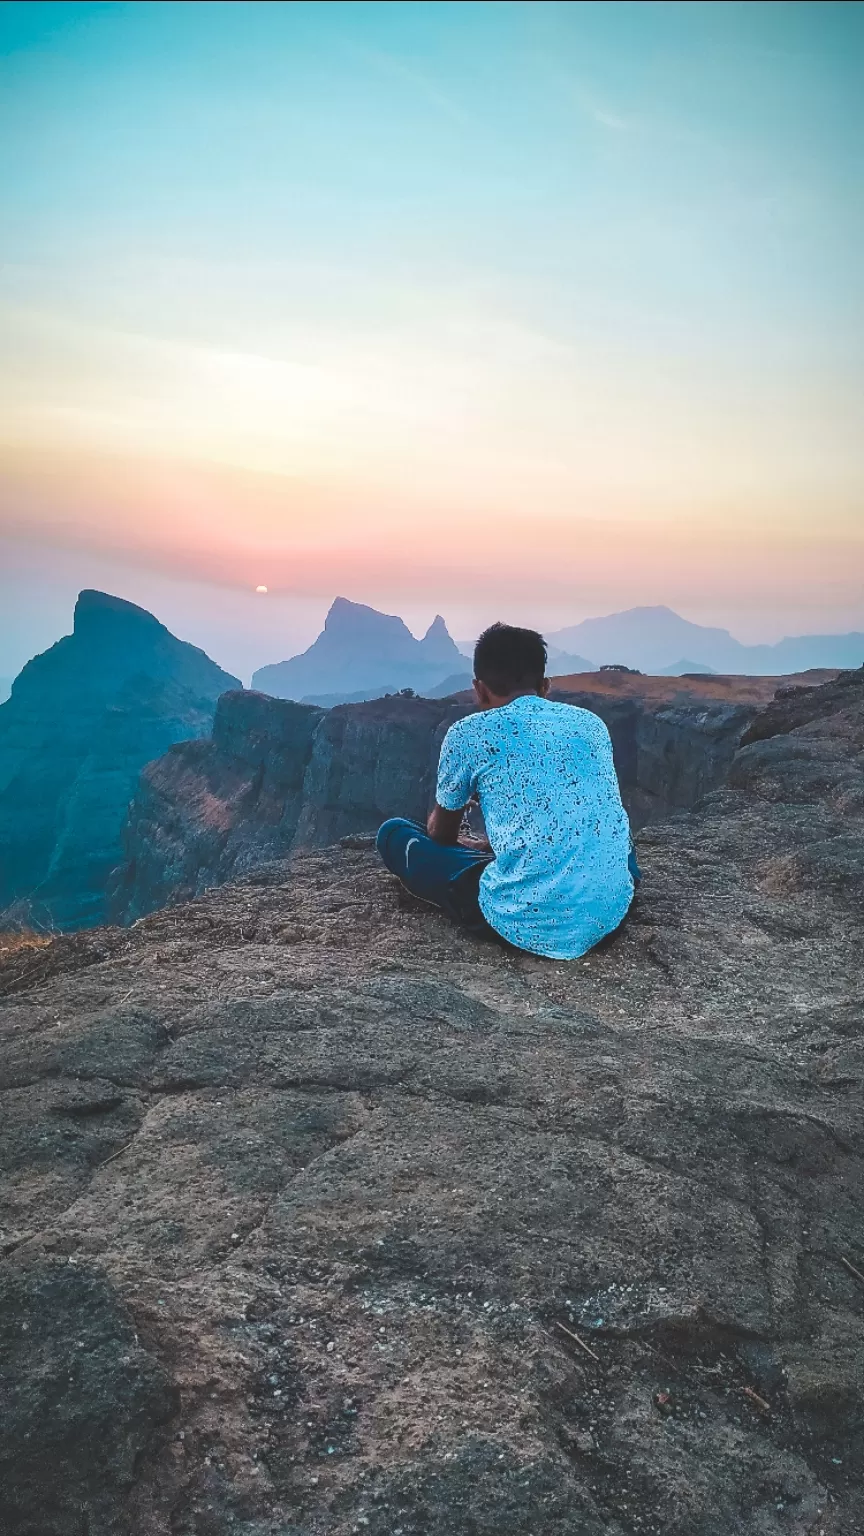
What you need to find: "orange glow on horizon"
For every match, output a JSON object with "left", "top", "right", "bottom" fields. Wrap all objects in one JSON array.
[{"left": 1, "top": 435, "right": 861, "bottom": 628}]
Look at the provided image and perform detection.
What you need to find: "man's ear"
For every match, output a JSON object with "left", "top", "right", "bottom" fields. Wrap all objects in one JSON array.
[
  {"left": 540, "top": 677, "right": 551, "bottom": 697},
  {"left": 473, "top": 678, "right": 492, "bottom": 709}
]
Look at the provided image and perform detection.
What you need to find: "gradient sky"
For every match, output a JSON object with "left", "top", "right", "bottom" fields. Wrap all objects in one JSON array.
[{"left": 1, "top": 0, "right": 863, "bottom": 680}]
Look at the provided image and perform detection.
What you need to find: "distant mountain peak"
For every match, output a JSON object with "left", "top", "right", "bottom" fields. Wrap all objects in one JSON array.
[
  {"left": 253, "top": 600, "right": 462, "bottom": 701},
  {"left": 327, "top": 596, "right": 383, "bottom": 623},
  {"left": 424, "top": 614, "right": 449, "bottom": 638},
  {"left": 418, "top": 614, "right": 462, "bottom": 666},
  {"left": 323, "top": 597, "right": 415, "bottom": 643},
  {"left": 74, "top": 589, "right": 167, "bottom": 635}
]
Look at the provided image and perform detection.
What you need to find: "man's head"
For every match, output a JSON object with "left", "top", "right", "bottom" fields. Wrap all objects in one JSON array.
[{"left": 472, "top": 623, "right": 550, "bottom": 710}]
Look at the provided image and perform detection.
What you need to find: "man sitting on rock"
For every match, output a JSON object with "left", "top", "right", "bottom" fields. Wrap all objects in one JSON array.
[{"left": 376, "top": 622, "right": 639, "bottom": 959}]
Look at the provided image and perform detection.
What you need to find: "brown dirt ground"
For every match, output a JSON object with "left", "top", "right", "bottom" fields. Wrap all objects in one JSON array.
[{"left": 0, "top": 670, "right": 861, "bottom": 1536}]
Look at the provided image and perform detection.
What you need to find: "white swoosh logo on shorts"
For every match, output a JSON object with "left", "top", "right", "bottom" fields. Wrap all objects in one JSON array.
[{"left": 405, "top": 837, "right": 419, "bottom": 871}]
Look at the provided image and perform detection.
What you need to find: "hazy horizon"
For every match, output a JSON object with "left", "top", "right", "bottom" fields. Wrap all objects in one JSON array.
[
  {"left": 2, "top": 537, "right": 863, "bottom": 689},
  {"left": 2, "top": 2, "right": 863, "bottom": 677}
]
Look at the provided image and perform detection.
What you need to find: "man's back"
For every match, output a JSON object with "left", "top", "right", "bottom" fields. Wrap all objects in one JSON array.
[{"left": 436, "top": 694, "right": 633, "bottom": 958}]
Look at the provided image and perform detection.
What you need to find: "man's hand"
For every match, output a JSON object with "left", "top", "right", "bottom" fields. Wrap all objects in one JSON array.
[
  {"left": 427, "top": 803, "right": 493, "bottom": 853},
  {"left": 426, "top": 802, "right": 465, "bottom": 845},
  {"left": 458, "top": 832, "right": 492, "bottom": 853},
  {"left": 459, "top": 795, "right": 492, "bottom": 853}
]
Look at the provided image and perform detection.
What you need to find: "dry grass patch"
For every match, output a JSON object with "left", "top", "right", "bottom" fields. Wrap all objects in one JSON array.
[{"left": 0, "top": 930, "right": 54, "bottom": 962}]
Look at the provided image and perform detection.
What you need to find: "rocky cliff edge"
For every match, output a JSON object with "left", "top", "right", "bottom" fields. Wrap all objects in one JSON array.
[
  {"left": 0, "top": 668, "right": 862, "bottom": 1536},
  {"left": 108, "top": 675, "right": 797, "bottom": 926}
]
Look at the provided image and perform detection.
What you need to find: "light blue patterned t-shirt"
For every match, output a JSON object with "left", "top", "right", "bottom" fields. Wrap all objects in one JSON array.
[{"left": 436, "top": 694, "right": 634, "bottom": 959}]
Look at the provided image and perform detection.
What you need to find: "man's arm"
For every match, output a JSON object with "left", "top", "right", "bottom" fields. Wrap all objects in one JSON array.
[
  {"left": 427, "top": 802, "right": 464, "bottom": 845},
  {"left": 433, "top": 719, "right": 491, "bottom": 848},
  {"left": 427, "top": 801, "right": 493, "bottom": 852}
]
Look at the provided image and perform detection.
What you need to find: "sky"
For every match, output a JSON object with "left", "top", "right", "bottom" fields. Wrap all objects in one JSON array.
[{"left": 1, "top": 0, "right": 863, "bottom": 682}]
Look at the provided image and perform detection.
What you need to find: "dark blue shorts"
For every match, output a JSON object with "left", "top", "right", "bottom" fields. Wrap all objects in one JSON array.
[
  {"left": 376, "top": 817, "right": 642, "bottom": 932},
  {"left": 375, "top": 818, "right": 493, "bottom": 929}
]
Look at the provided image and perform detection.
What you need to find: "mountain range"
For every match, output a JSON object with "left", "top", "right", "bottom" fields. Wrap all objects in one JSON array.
[
  {"left": 252, "top": 600, "right": 862, "bottom": 701},
  {"left": 252, "top": 598, "right": 465, "bottom": 703},
  {"left": 543, "top": 605, "right": 864, "bottom": 676}
]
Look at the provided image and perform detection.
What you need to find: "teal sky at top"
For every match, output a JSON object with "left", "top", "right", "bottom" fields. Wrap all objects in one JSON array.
[
  {"left": 1, "top": 0, "right": 863, "bottom": 677},
  {"left": 2, "top": 0, "right": 862, "bottom": 360}
]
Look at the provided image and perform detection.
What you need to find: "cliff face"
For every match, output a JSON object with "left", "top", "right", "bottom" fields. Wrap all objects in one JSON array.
[
  {"left": 110, "top": 691, "right": 468, "bottom": 922},
  {"left": 0, "top": 591, "right": 239, "bottom": 930},
  {"left": 292, "top": 693, "right": 467, "bottom": 847},
  {"left": 1, "top": 668, "right": 862, "bottom": 1536},
  {"left": 110, "top": 677, "right": 763, "bottom": 926},
  {"left": 106, "top": 691, "right": 326, "bottom": 924}
]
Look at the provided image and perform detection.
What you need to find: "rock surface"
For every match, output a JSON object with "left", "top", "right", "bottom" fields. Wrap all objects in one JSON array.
[
  {"left": 0, "top": 591, "right": 239, "bottom": 930},
  {"left": 1, "top": 667, "right": 862, "bottom": 1535},
  {"left": 0, "top": 1261, "right": 176, "bottom": 1535}
]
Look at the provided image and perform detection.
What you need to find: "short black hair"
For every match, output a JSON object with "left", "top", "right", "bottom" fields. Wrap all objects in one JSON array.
[{"left": 473, "top": 623, "right": 547, "bottom": 696}]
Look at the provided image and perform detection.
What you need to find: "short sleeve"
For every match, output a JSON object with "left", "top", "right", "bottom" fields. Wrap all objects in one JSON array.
[
  {"left": 435, "top": 722, "right": 475, "bottom": 811},
  {"left": 591, "top": 715, "right": 621, "bottom": 791}
]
